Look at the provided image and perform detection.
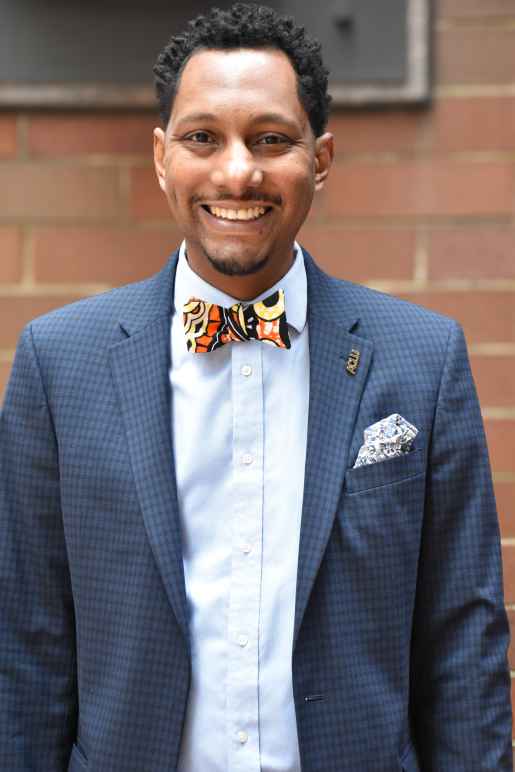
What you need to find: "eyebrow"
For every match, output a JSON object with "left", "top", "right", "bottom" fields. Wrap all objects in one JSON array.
[{"left": 173, "top": 111, "right": 300, "bottom": 132}]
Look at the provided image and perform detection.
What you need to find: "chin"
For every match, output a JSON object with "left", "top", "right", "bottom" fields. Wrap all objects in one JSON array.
[{"left": 203, "top": 245, "right": 269, "bottom": 277}]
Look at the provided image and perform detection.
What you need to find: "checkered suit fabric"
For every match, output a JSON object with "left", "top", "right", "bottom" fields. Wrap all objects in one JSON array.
[{"left": 0, "top": 248, "right": 511, "bottom": 771}]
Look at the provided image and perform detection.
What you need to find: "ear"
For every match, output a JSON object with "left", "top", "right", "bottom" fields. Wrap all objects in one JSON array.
[
  {"left": 153, "top": 127, "right": 167, "bottom": 193},
  {"left": 314, "top": 132, "right": 334, "bottom": 192}
]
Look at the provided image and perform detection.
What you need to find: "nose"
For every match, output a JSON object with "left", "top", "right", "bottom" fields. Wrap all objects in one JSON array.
[{"left": 210, "top": 139, "right": 263, "bottom": 195}]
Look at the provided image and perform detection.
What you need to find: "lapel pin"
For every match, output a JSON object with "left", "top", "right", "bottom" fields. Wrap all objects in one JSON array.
[{"left": 346, "top": 348, "right": 360, "bottom": 375}]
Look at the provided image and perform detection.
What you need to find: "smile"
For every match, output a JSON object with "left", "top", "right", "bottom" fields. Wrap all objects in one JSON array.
[{"left": 202, "top": 205, "right": 271, "bottom": 221}]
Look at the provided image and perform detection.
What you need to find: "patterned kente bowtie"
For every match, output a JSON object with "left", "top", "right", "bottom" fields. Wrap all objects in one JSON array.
[{"left": 183, "top": 289, "right": 291, "bottom": 353}]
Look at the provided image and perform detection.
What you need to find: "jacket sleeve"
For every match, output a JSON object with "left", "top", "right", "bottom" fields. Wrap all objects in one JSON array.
[
  {"left": 0, "top": 324, "right": 77, "bottom": 771},
  {"left": 409, "top": 320, "right": 513, "bottom": 770}
]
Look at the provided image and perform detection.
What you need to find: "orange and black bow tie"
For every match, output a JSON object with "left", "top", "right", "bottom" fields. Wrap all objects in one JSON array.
[{"left": 182, "top": 289, "right": 291, "bottom": 353}]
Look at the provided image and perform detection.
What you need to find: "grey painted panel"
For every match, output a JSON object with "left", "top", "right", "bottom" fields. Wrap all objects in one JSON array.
[
  {"left": 1, "top": 0, "right": 406, "bottom": 84},
  {"left": 0, "top": 0, "right": 429, "bottom": 105}
]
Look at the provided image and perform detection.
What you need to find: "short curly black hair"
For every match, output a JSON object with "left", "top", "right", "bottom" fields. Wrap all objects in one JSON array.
[{"left": 153, "top": 3, "right": 331, "bottom": 138}]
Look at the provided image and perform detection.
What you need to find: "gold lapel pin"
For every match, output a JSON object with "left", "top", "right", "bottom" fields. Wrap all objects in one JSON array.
[{"left": 346, "top": 348, "right": 361, "bottom": 375}]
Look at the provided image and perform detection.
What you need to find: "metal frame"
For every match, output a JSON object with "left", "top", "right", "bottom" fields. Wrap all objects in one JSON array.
[
  {"left": 330, "top": 0, "right": 431, "bottom": 105},
  {"left": 0, "top": 0, "right": 430, "bottom": 110}
]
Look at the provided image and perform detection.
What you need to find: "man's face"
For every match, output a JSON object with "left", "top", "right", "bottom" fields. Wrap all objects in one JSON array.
[{"left": 153, "top": 47, "right": 333, "bottom": 292}]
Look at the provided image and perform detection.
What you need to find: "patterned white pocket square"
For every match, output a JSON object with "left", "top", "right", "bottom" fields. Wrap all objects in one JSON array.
[{"left": 353, "top": 413, "right": 418, "bottom": 469}]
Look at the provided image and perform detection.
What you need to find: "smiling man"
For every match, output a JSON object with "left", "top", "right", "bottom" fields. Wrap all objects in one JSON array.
[
  {"left": 0, "top": 4, "right": 512, "bottom": 772},
  {"left": 152, "top": 43, "right": 332, "bottom": 300}
]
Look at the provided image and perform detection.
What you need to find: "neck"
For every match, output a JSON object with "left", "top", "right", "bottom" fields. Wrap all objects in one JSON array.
[{"left": 184, "top": 242, "right": 296, "bottom": 301}]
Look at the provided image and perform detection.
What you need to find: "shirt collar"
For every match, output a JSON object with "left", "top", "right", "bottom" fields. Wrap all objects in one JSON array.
[{"left": 174, "top": 240, "right": 307, "bottom": 334}]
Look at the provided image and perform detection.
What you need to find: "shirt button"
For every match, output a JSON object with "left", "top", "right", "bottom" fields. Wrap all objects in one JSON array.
[
  {"left": 241, "top": 364, "right": 252, "bottom": 377},
  {"left": 237, "top": 634, "right": 248, "bottom": 647},
  {"left": 241, "top": 543, "right": 252, "bottom": 554},
  {"left": 237, "top": 730, "right": 248, "bottom": 744},
  {"left": 242, "top": 453, "right": 253, "bottom": 465}
]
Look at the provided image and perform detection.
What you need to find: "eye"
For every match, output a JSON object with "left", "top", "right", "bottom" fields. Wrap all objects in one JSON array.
[
  {"left": 257, "top": 134, "right": 289, "bottom": 145},
  {"left": 185, "top": 131, "right": 214, "bottom": 144}
]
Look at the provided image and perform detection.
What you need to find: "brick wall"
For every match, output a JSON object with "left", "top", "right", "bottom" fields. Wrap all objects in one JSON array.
[{"left": 1, "top": 0, "right": 514, "bottom": 746}]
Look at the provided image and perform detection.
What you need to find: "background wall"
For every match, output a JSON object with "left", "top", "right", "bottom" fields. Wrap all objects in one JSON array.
[{"left": 1, "top": 0, "right": 514, "bottom": 746}]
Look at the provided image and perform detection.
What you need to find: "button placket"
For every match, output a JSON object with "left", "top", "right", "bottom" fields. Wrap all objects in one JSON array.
[{"left": 227, "top": 343, "right": 263, "bottom": 771}]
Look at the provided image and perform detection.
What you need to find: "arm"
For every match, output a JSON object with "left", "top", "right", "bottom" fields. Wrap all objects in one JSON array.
[
  {"left": 0, "top": 324, "right": 77, "bottom": 771},
  {"left": 409, "top": 320, "right": 512, "bottom": 770}
]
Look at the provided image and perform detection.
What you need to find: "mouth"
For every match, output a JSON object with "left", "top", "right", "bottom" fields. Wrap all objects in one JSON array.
[{"left": 200, "top": 204, "right": 273, "bottom": 224}]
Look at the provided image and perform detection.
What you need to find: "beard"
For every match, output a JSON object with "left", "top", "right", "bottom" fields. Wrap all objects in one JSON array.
[{"left": 202, "top": 244, "right": 269, "bottom": 276}]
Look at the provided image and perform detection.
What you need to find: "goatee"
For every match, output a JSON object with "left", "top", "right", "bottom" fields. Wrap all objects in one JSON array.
[{"left": 203, "top": 249, "right": 269, "bottom": 277}]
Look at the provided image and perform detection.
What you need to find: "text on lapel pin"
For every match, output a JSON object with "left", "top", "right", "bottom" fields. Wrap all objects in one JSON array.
[{"left": 346, "top": 348, "right": 361, "bottom": 375}]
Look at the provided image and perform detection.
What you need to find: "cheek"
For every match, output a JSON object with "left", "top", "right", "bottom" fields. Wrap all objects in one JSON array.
[
  {"left": 164, "top": 157, "right": 198, "bottom": 205},
  {"left": 283, "top": 168, "right": 315, "bottom": 214},
  {"left": 278, "top": 155, "right": 315, "bottom": 194}
]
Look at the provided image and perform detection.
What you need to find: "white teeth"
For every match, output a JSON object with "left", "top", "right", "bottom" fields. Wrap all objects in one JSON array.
[{"left": 208, "top": 205, "right": 267, "bottom": 221}]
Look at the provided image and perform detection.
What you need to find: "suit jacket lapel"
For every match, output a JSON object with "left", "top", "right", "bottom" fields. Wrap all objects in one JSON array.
[
  {"left": 293, "top": 250, "right": 374, "bottom": 650},
  {"left": 107, "top": 246, "right": 372, "bottom": 654},
  {"left": 109, "top": 251, "right": 190, "bottom": 649}
]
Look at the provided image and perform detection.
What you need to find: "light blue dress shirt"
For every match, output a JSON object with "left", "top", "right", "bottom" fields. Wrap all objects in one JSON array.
[{"left": 170, "top": 240, "right": 309, "bottom": 772}]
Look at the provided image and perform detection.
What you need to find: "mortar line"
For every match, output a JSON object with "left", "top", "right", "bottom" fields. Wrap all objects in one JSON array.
[
  {"left": 470, "top": 344, "right": 515, "bottom": 355},
  {"left": 413, "top": 227, "right": 429, "bottom": 284},
  {"left": 493, "top": 472, "right": 515, "bottom": 483},
  {"left": 436, "top": 84, "right": 515, "bottom": 98},
  {"left": 482, "top": 408, "right": 515, "bottom": 419},
  {"left": 20, "top": 226, "right": 35, "bottom": 287},
  {"left": 366, "top": 279, "right": 515, "bottom": 292},
  {"left": 16, "top": 115, "right": 29, "bottom": 161},
  {"left": 0, "top": 284, "right": 111, "bottom": 297}
]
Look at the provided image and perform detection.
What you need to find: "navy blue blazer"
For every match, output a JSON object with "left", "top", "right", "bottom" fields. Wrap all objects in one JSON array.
[{"left": 0, "top": 248, "right": 512, "bottom": 771}]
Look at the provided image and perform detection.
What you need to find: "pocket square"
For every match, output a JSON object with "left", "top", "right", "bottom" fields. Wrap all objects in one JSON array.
[{"left": 353, "top": 413, "right": 418, "bottom": 469}]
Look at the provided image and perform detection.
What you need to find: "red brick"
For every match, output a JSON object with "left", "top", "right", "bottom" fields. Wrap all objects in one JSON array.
[
  {"left": 326, "top": 161, "right": 513, "bottom": 218},
  {"left": 327, "top": 109, "right": 431, "bottom": 155},
  {"left": 0, "top": 361, "right": 13, "bottom": 406},
  {"left": 130, "top": 167, "right": 172, "bottom": 221},
  {"left": 0, "top": 164, "right": 121, "bottom": 219},
  {"left": 0, "top": 296, "right": 84, "bottom": 349},
  {"left": 297, "top": 226, "right": 415, "bottom": 281},
  {"left": 508, "top": 610, "right": 515, "bottom": 670},
  {"left": 438, "top": 26, "right": 515, "bottom": 85},
  {"left": 439, "top": 0, "right": 515, "bottom": 17},
  {"left": 470, "top": 356, "right": 515, "bottom": 408},
  {"left": 428, "top": 227, "right": 515, "bottom": 280},
  {"left": 484, "top": 419, "right": 515, "bottom": 476},
  {"left": 432, "top": 97, "right": 515, "bottom": 153},
  {"left": 0, "top": 115, "right": 17, "bottom": 159},
  {"left": 496, "top": 482, "right": 515, "bottom": 539},
  {"left": 33, "top": 227, "right": 180, "bottom": 285},
  {"left": 331, "top": 97, "right": 515, "bottom": 157},
  {"left": 27, "top": 114, "right": 157, "bottom": 158},
  {"left": 501, "top": 545, "right": 515, "bottom": 604},
  {"left": 0, "top": 227, "right": 22, "bottom": 283},
  {"left": 396, "top": 291, "right": 515, "bottom": 343}
]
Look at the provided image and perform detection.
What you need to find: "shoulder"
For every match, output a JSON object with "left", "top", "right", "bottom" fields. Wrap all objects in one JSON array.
[
  {"left": 27, "top": 256, "right": 175, "bottom": 352},
  {"left": 343, "top": 278, "right": 456, "bottom": 337},
  {"left": 303, "top": 247, "right": 463, "bottom": 388},
  {"left": 340, "top": 277, "right": 459, "bottom": 374},
  {"left": 305, "top": 249, "right": 458, "bottom": 353}
]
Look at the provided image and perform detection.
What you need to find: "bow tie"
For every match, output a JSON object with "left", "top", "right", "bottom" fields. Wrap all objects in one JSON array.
[{"left": 183, "top": 289, "right": 291, "bottom": 353}]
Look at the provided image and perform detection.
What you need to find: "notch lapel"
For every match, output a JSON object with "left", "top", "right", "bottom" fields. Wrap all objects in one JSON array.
[
  {"left": 109, "top": 252, "right": 190, "bottom": 649},
  {"left": 293, "top": 251, "right": 374, "bottom": 650}
]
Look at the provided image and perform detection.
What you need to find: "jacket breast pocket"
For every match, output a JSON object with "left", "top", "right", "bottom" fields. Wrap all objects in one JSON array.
[
  {"left": 344, "top": 447, "right": 425, "bottom": 495},
  {"left": 67, "top": 742, "right": 88, "bottom": 771}
]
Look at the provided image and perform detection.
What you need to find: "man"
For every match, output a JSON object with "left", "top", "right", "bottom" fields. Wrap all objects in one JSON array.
[{"left": 0, "top": 3, "right": 511, "bottom": 771}]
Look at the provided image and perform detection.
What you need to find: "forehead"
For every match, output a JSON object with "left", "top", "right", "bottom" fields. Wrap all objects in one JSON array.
[{"left": 171, "top": 47, "right": 306, "bottom": 125}]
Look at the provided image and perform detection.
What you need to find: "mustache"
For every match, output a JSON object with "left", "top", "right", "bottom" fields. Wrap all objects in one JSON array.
[{"left": 193, "top": 192, "right": 281, "bottom": 206}]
